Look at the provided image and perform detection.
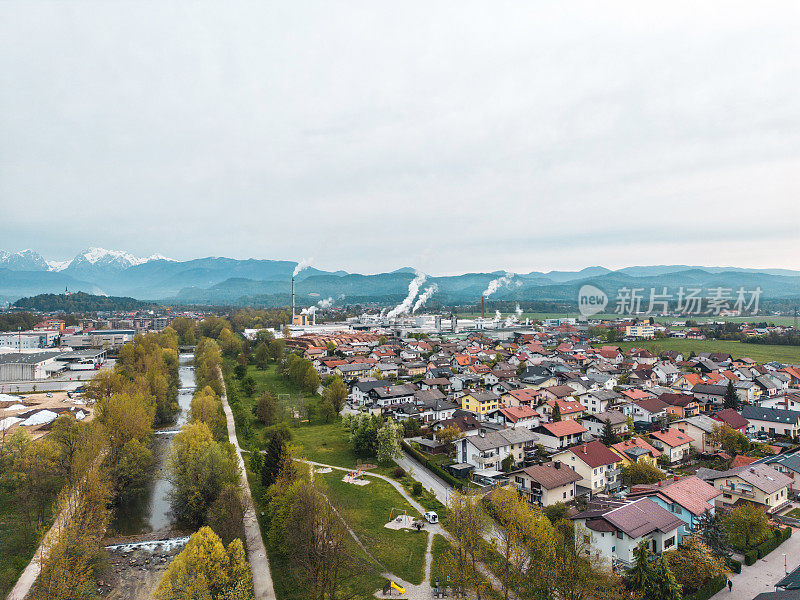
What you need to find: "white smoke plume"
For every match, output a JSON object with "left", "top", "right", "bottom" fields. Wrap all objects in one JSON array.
[
  {"left": 515, "top": 303, "right": 523, "bottom": 316},
  {"left": 293, "top": 257, "right": 313, "bottom": 277},
  {"left": 494, "top": 309, "right": 502, "bottom": 322},
  {"left": 412, "top": 284, "right": 438, "bottom": 313},
  {"left": 317, "top": 297, "right": 334, "bottom": 308},
  {"left": 483, "top": 272, "right": 515, "bottom": 298},
  {"left": 387, "top": 272, "right": 426, "bottom": 319},
  {"left": 300, "top": 306, "right": 317, "bottom": 315}
]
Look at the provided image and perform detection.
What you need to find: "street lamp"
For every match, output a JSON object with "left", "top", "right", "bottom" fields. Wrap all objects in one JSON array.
[{"left": 784, "top": 553, "right": 787, "bottom": 575}]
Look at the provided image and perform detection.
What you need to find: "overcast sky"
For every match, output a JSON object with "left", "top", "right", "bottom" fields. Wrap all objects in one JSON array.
[{"left": 2, "top": 1, "right": 799, "bottom": 275}]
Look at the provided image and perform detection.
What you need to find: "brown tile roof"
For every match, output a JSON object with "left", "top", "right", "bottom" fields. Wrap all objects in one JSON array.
[
  {"left": 630, "top": 476, "right": 721, "bottom": 516},
  {"left": 611, "top": 437, "right": 661, "bottom": 459},
  {"left": 540, "top": 420, "right": 587, "bottom": 437},
  {"left": 513, "top": 464, "right": 581, "bottom": 489},
  {"left": 566, "top": 440, "right": 620, "bottom": 467},
  {"left": 603, "top": 498, "right": 684, "bottom": 537},
  {"left": 712, "top": 408, "right": 749, "bottom": 430},
  {"left": 650, "top": 427, "right": 694, "bottom": 448}
]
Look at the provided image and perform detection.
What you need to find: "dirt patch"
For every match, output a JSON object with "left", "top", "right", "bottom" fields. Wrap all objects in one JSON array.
[
  {"left": 1, "top": 391, "right": 94, "bottom": 439},
  {"left": 343, "top": 472, "right": 370, "bottom": 486}
]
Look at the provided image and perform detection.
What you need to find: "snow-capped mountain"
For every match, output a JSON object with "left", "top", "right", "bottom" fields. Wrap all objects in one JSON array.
[
  {"left": 65, "top": 247, "right": 174, "bottom": 271},
  {"left": 0, "top": 249, "right": 51, "bottom": 271},
  {"left": 0, "top": 247, "right": 173, "bottom": 272}
]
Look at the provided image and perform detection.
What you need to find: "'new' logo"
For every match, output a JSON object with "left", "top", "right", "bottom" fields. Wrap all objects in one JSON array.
[{"left": 577, "top": 284, "right": 608, "bottom": 316}]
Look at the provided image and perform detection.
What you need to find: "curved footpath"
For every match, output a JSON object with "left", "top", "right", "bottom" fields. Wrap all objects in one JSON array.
[
  {"left": 219, "top": 375, "right": 277, "bottom": 600},
  {"left": 298, "top": 459, "right": 504, "bottom": 597}
]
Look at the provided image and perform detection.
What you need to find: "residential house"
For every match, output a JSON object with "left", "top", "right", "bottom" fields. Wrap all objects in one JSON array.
[
  {"left": 540, "top": 384, "right": 577, "bottom": 403},
  {"left": 369, "top": 384, "right": 417, "bottom": 407},
  {"left": 553, "top": 440, "right": 621, "bottom": 494},
  {"left": 622, "top": 396, "right": 668, "bottom": 424},
  {"left": 501, "top": 388, "right": 540, "bottom": 407},
  {"left": 537, "top": 398, "right": 586, "bottom": 422},
  {"left": 532, "top": 420, "right": 588, "bottom": 452},
  {"left": 697, "top": 464, "right": 792, "bottom": 514},
  {"left": 457, "top": 428, "right": 538, "bottom": 473},
  {"left": 626, "top": 476, "right": 721, "bottom": 532},
  {"left": 511, "top": 463, "right": 582, "bottom": 506},
  {"left": 658, "top": 393, "right": 700, "bottom": 418},
  {"left": 581, "top": 410, "right": 628, "bottom": 439},
  {"left": 711, "top": 408, "right": 749, "bottom": 433},
  {"left": 672, "top": 415, "right": 718, "bottom": 453},
  {"left": 485, "top": 406, "right": 540, "bottom": 430},
  {"left": 610, "top": 437, "right": 661, "bottom": 467},
  {"left": 460, "top": 390, "right": 502, "bottom": 415},
  {"left": 349, "top": 379, "right": 392, "bottom": 406},
  {"left": 572, "top": 498, "right": 684, "bottom": 566},
  {"left": 579, "top": 390, "right": 620, "bottom": 415},
  {"left": 741, "top": 405, "right": 800, "bottom": 438},
  {"left": 649, "top": 428, "right": 694, "bottom": 464},
  {"left": 759, "top": 450, "right": 800, "bottom": 492},
  {"left": 691, "top": 383, "right": 728, "bottom": 411}
]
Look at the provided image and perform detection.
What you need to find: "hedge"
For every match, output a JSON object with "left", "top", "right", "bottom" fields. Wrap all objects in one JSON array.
[
  {"left": 755, "top": 528, "right": 790, "bottom": 559},
  {"left": 401, "top": 440, "right": 464, "bottom": 491},
  {"left": 684, "top": 575, "right": 727, "bottom": 600},
  {"left": 728, "top": 559, "right": 742, "bottom": 574},
  {"left": 744, "top": 549, "right": 757, "bottom": 566}
]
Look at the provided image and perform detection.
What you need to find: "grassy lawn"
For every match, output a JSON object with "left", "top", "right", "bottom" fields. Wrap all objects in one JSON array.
[
  {"left": 786, "top": 508, "right": 800, "bottom": 520},
  {"left": 601, "top": 339, "right": 799, "bottom": 364},
  {"left": 319, "top": 471, "right": 429, "bottom": 585},
  {"left": 244, "top": 461, "right": 385, "bottom": 600},
  {"left": 0, "top": 491, "right": 52, "bottom": 597},
  {"left": 291, "top": 422, "right": 359, "bottom": 468}
]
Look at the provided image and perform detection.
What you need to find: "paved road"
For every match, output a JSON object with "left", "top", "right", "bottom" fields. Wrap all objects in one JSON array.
[
  {"left": 219, "top": 375, "right": 277, "bottom": 600},
  {"left": 711, "top": 530, "right": 800, "bottom": 600}
]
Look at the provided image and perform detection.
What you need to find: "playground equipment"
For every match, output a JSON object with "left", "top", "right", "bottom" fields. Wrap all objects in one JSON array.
[
  {"left": 381, "top": 580, "right": 405, "bottom": 595},
  {"left": 389, "top": 507, "right": 407, "bottom": 521}
]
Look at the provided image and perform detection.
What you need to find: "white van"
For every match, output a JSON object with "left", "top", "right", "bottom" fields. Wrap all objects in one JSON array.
[{"left": 424, "top": 511, "right": 439, "bottom": 524}]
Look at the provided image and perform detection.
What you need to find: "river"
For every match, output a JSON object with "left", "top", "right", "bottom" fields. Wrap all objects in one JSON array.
[{"left": 110, "top": 353, "right": 195, "bottom": 535}]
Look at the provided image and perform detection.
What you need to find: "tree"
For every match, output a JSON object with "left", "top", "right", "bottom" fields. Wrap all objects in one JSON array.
[
  {"left": 601, "top": 418, "right": 621, "bottom": 445},
  {"left": 262, "top": 433, "right": 291, "bottom": 488},
  {"left": 254, "top": 342, "right": 270, "bottom": 369},
  {"left": 724, "top": 502, "right": 770, "bottom": 549},
  {"left": 621, "top": 461, "right": 665, "bottom": 486},
  {"left": 268, "top": 339, "right": 285, "bottom": 362},
  {"left": 241, "top": 375, "right": 257, "bottom": 397},
  {"left": 710, "top": 423, "right": 750, "bottom": 455},
  {"left": 233, "top": 364, "right": 247, "bottom": 379},
  {"left": 693, "top": 509, "right": 733, "bottom": 559},
  {"left": 552, "top": 402, "right": 562, "bottom": 422},
  {"left": 254, "top": 391, "right": 278, "bottom": 426},
  {"left": 155, "top": 526, "right": 254, "bottom": 600},
  {"left": 302, "top": 367, "right": 321, "bottom": 394},
  {"left": 626, "top": 415, "right": 635, "bottom": 433},
  {"left": 436, "top": 424, "right": 464, "bottom": 446},
  {"left": 322, "top": 375, "right": 347, "bottom": 413},
  {"left": 543, "top": 502, "right": 570, "bottom": 524},
  {"left": 501, "top": 453, "right": 515, "bottom": 473},
  {"left": 489, "top": 486, "right": 534, "bottom": 599},
  {"left": 650, "top": 554, "right": 682, "bottom": 600},
  {"left": 207, "top": 484, "right": 245, "bottom": 547},
  {"left": 218, "top": 327, "right": 243, "bottom": 358},
  {"left": 627, "top": 540, "right": 653, "bottom": 593},
  {"left": 112, "top": 437, "right": 153, "bottom": 501},
  {"left": 723, "top": 380, "right": 740, "bottom": 410},
  {"left": 446, "top": 491, "right": 491, "bottom": 600},
  {"left": 664, "top": 535, "right": 728, "bottom": 593},
  {"left": 167, "top": 422, "right": 240, "bottom": 525},
  {"left": 376, "top": 419, "right": 402, "bottom": 464}
]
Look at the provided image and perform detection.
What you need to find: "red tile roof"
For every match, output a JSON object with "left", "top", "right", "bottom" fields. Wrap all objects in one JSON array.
[
  {"left": 651, "top": 428, "right": 694, "bottom": 448},
  {"left": 540, "top": 420, "right": 587, "bottom": 437},
  {"left": 566, "top": 440, "right": 620, "bottom": 467}
]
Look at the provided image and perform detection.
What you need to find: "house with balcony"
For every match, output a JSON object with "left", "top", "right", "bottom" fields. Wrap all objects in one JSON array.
[
  {"left": 626, "top": 476, "right": 721, "bottom": 532},
  {"left": 741, "top": 405, "right": 800, "bottom": 439},
  {"left": 610, "top": 437, "right": 661, "bottom": 467},
  {"left": 460, "top": 390, "right": 502, "bottom": 415},
  {"left": 572, "top": 498, "right": 684, "bottom": 567},
  {"left": 672, "top": 415, "right": 719, "bottom": 454},
  {"left": 532, "top": 420, "right": 588, "bottom": 452},
  {"left": 649, "top": 428, "right": 694, "bottom": 464},
  {"left": 553, "top": 440, "right": 621, "bottom": 495},
  {"left": 457, "top": 428, "right": 538, "bottom": 473},
  {"left": 510, "top": 463, "right": 582, "bottom": 506},
  {"left": 697, "top": 463, "right": 792, "bottom": 514}
]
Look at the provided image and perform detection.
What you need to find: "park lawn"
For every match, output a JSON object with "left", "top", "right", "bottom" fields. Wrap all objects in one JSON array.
[
  {"left": 244, "top": 461, "right": 385, "bottom": 600},
  {"left": 291, "top": 422, "right": 359, "bottom": 468},
  {"left": 605, "top": 339, "right": 799, "bottom": 364},
  {"left": 319, "top": 471, "right": 429, "bottom": 585}
]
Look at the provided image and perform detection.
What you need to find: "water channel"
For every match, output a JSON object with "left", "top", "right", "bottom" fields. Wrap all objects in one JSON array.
[{"left": 110, "top": 352, "right": 195, "bottom": 535}]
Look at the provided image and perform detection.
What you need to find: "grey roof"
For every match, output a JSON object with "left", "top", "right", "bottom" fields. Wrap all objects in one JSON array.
[
  {"left": 691, "top": 383, "right": 728, "bottom": 396},
  {"left": 466, "top": 428, "right": 537, "bottom": 451},
  {"left": 761, "top": 450, "right": 800, "bottom": 475},
  {"left": 584, "top": 410, "right": 627, "bottom": 426},
  {"left": 742, "top": 405, "right": 800, "bottom": 425},
  {"left": 574, "top": 498, "right": 684, "bottom": 538},
  {"left": 696, "top": 463, "right": 792, "bottom": 494},
  {"left": 673, "top": 414, "right": 718, "bottom": 434},
  {"left": 0, "top": 351, "right": 66, "bottom": 365}
]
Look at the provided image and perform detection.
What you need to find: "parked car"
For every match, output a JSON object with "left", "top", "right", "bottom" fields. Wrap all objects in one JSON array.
[{"left": 424, "top": 511, "right": 439, "bottom": 524}]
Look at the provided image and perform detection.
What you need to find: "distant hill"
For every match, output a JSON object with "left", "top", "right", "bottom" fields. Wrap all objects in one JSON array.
[
  {"left": 1, "top": 247, "right": 799, "bottom": 308},
  {"left": 13, "top": 291, "right": 150, "bottom": 312}
]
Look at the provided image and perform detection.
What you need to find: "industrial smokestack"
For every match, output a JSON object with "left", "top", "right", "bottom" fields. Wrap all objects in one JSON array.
[
  {"left": 481, "top": 296, "right": 485, "bottom": 319},
  {"left": 292, "top": 276, "right": 295, "bottom": 320}
]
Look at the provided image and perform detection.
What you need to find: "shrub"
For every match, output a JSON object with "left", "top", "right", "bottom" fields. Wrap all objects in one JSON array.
[
  {"left": 728, "top": 559, "right": 741, "bottom": 574},
  {"left": 393, "top": 466, "right": 406, "bottom": 479},
  {"left": 684, "top": 575, "right": 727, "bottom": 600},
  {"left": 412, "top": 481, "right": 423, "bottom": 496},
  {"left": 744, "top": 549, "right": 757, "bottom": 565}
]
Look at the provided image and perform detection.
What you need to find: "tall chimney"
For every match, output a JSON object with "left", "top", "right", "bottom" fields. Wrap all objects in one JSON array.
[
  {"left": 481, "top": 296, "right": 485, "bottom": 319},
  {"left": 292, "top": 276, "right": 295, "bottom": 320}
]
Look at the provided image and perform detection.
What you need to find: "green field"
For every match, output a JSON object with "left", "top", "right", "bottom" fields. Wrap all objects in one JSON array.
[
  {"left": 602, "top": 338, "right": 799, "bottom": 364},
  {"left": 319, "top": 471, "right": 429, "bottom": 585}
]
